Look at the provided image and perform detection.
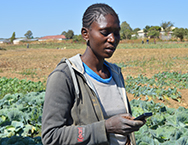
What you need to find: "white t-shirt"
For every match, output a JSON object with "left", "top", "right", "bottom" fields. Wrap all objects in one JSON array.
[{"left": 86, "top": 74, "right": 127, "bottom": 145}]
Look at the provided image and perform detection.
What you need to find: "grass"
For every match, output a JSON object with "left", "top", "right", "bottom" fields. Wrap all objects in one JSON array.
[
  {"left": 1, "top": 40, "right": 188, "bottom": 50},
  {"left": 117, "top": 42, "right": 188, "bottom": 49},
  {"left": 17, "top": 68, "right": 37, "bottom": 78},
  {"left": 115, "top": 54, "right": 188, "bottom": 77},
  {"left": 2, "top": 40, "right": 86, "bottom": 50}
]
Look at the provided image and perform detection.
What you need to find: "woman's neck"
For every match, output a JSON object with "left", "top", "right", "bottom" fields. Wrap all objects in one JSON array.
[
  {"left": 81, "top": 47, "right": 110, "bottom": 79},
  {"left": 81, "top": 47, "right": 104, "bottom": 71}
]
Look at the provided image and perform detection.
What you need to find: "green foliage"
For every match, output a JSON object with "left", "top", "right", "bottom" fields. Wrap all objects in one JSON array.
[
  {"left": 0, "top": 77, "right": 187, "bottom": 144},
  {"left": 0, "top": 77, "right": 45, "bottom": 99},
  {"left": 117, "top": 43, "right": 188, "bottom": 49},
  {"left": 173, "top": 28, "right": 186, "bottom": 41},
  {"left": 147, "top": 30, "right": 160, "bottom": 38},
  {"left": 24, "top": 30, "right": 33, "bottom": 39},
  {"left": 61, "top": 31, "right": 66, "bottom": 36},
  {"left": 72, "top": 34, "right": 85, "bottom": 43},
  {"left": 133, "top": 28, "right": 141, "bottom": 33},
  {"left": 160, "top": 21, "right": 174, "bottom": 32},
  {"left": 0, "top": 136, "right": 42, "bottom": 145},
  {"left": 121, "top": 21, "right": 132, "bottom": 31},
  {"left": 18, "top": 68, "right": 37, "bottom": 78},
  {"left": 149, "top": 26, "right": 161, "bottom": 32},
  {"left": 124, "top": 72, "right": 188, "bottom": 101},
  {"left": 65, "top": 30, "right": 74, "bottom": 39},
  {"left": 10, "top": 32, "right": 16, "bottom": 43},
  {"left": 61, "top": 29, "right": 74, "bottom": 39},
  {"left": 0, "top": 92, "right": 45, "bottom": 144},
  {"left": 130, "top": 100, "right": 188, "bottom": 144},
  {"left": 120, "top": 29, "right": 132, "bottom": 39},
  {"left": 4, "top": 41, "right": 188, "bottom": 50},
  {"left": 147, "top": 26, "right": 161, "bottom": 38},
  {"left": 143, "top": 25, "right": 151, "bottom": 33},
  {"left": 3, "top": 41, "right": 86, "bottom": 50},
  {"left": 120, "top": 21, "right": 132, "bottom": 39}
]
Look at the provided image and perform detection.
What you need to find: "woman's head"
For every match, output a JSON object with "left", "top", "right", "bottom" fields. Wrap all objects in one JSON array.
[
  {"left": 81, "top": 3, "right": 120, "bottom": 59},
  {"left": 82, "top": 3, "right": 120, "bottom": 29}
]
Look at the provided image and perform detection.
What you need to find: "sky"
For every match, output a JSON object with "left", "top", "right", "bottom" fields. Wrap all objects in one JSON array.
[{"left": 0, "top": 0, "right": 187, "bottom": 39}]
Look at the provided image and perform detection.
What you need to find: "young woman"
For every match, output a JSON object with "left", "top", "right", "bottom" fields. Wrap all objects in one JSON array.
[{"left": 42, "top": 3, "right": 145, "bottom": 145}]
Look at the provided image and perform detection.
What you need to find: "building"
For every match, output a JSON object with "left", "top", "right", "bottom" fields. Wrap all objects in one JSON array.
[
  {"left": 160, "top": 27, "right": 175, "bottom": 40},
  {"left": 131, "top": 26, "right": 176, "bottom": 40},
  {"left": 0, "top": 39, "right": 10, "bottom": 44},
  {"left": 13, "top": 38, "right": 38, "bottom": 44},
  {"left": 38, "top": 35, "right": 66, "bottom": 41},
  {"left": 137, "top": 30, "right": 146, "bottom": 38},
  {"left": 131, "top": 30, "right": 146, "bottom": 38},
  {"left": 13, "top": 38, "right": 25, "bottom": 44}
]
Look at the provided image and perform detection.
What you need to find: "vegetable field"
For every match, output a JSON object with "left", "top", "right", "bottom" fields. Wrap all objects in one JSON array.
[{"left": 0, "top": 42, "right": 188, "bottom": 144}]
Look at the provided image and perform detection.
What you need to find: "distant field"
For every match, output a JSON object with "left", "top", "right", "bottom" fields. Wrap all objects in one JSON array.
[
  {"left": 0, "top": 42, "right": 188, "bottom": 108},
  {"left": 1, "top": 39, "right": 188, "bottom": 50}
]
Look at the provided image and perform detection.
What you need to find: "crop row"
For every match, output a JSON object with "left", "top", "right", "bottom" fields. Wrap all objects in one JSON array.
[
  {"left": 118, "top": 43, "right": 188, "bottom": 49},
  {"left": 0, "top": 91, "right": 188, "bottom": 144},
  {"left": 1, "top": 71, "right": 187, "bottom": 101},
  {"left": 125, "top": 71, "right": 188, "bottom": 101},
  {"left": 0, "top": 77, "right": 45, "bottom": 99},
  {"left": 131, "top": 99, "right": 188, "bottom": 144},
  {"left": 0, "top": 92, "right": 44, "bottom": 144},
  {"left": 3, "top": 42, "right": 188, "bottom": 50},
  {"left": 0, "top": 74, "right": 187, "bottom": 144}
]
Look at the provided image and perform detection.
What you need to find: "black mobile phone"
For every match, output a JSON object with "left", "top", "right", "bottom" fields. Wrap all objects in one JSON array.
[{"left": 134, "top": 112, "right": 152, "bottom": 120}]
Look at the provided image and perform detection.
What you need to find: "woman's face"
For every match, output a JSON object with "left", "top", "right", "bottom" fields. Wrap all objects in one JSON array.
[{"left": 88, "top": 14, "right": 120, "bottom": 59}]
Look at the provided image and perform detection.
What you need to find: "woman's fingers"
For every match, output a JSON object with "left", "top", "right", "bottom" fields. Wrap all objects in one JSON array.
[{"left": 105, "top": 113, "right": 146, "bottom": 136}]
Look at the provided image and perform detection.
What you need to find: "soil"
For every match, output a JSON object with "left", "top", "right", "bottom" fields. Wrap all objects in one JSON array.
[{"left": 0, "top": 48, "right": 188, "bottom": 109}]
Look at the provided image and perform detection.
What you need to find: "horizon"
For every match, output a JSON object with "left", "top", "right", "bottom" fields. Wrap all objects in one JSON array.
[{"left": 1, "top": 0, "right": 188, "bottom": 39}]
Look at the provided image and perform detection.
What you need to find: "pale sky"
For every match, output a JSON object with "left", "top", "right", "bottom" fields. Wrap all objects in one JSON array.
[{"left": 0, "top": 0, "right": 187, "bottom": 38}]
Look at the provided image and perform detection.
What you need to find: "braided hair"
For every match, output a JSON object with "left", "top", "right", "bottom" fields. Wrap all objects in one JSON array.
[{"left": 82, "top": 3, "right": 119, "bottom": 29}]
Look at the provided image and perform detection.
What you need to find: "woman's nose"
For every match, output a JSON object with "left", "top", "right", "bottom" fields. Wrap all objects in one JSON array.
[{"left": 107, "top": 33, "right": 115, "bottom": 43}]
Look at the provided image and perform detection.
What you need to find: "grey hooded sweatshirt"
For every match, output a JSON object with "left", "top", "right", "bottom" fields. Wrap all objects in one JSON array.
[{"left": 41, "top": 54, "right": 135, "bottom": 145}]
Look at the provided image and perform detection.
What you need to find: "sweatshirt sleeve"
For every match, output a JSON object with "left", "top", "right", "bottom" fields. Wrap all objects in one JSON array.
[{"left": 41, "top": 67, "right": 108, "bottom": 145}]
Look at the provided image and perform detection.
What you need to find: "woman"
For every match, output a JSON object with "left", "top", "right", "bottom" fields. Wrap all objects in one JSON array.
[{"left": 42, "top": 3, "right": 145, "bottom": 145}]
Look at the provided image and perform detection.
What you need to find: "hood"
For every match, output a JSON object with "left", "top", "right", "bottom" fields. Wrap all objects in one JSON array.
[{"left": 68, "top": 54, "right": 121, "bottom": 75}]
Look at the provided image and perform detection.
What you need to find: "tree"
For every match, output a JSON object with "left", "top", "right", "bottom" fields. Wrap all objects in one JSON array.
[
  {"left": 133, "top": 28, "right": 141, "bottom": 33},
  {"left": 184, "top": 28, "right": 188, "bottom": 40},
  {"left": 24, "top": 30, "right": 33, "bottom": 39},
  {"left": 143, "top": 25, "right": 151, "bottom": 33},
  {"left": 147, "top": 30, "right": 160, "bottom": 38},
  {"left": 72, "top": 34, "right": 85, "bottom": 43},
  {"left": 120, "top": 21, "right": 132, "bottom": 39},
  {"left": 147, "top": 26, "right": 161, "bottom": 38},
  {"left": 61, "top": 31, "right": 66, "bottom": 36},
  {"left": 173, "top": 28, "right": 186, "bottom": 41},
  {"left": 65, "top": 30, "right": 74, "bottom": 39},
  {"left": 160, "top": 21, "right": 174, "bottom": 33},
  {"left": 184, "top": 28, "right": 188, "bottom": 36},
  {"left": 10, "top": 32, "right": 16, "bottom": 43},
  {"left": 149, "top": 26, "right": 161, "bottom": 32},
  {"left": 120, "top": 29, "right": 132, "bottom": 39}
]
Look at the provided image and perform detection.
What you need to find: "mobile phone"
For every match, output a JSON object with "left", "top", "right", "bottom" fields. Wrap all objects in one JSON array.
[{"left": 134, "top": 112, "right": 152, "bottom": 120}]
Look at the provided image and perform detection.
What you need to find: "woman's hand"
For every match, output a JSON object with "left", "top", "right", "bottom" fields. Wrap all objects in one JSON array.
[{"left": 105, "top": 113, "right": 146, "bottom": 136}]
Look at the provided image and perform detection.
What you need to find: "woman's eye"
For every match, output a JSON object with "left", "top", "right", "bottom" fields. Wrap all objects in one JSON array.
[{"left": 100, "top": 31, "right": 109, "bottom": 36}]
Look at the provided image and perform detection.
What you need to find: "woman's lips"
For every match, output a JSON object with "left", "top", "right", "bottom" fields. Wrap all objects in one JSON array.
[{"left": 105, "top": 47, "right": 115, "bottom": 53}]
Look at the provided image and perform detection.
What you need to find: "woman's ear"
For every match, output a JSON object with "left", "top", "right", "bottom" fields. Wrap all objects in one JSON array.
[{"left": 81, "top": 27, "right": 89, "bottom": 41}]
